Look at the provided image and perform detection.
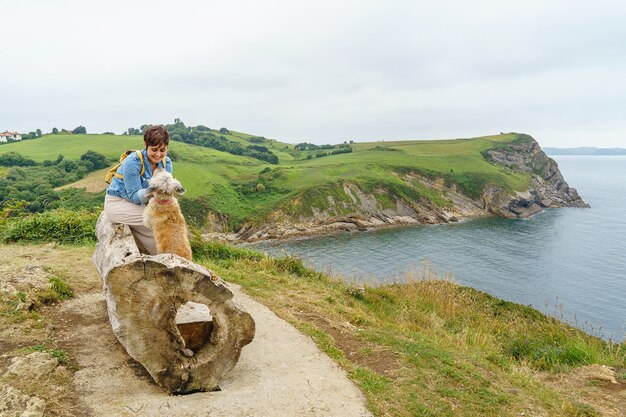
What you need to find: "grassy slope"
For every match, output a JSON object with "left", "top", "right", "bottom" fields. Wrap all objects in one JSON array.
[
  {"left": 0, "top": 132, "right": 531, "bottom": 228},
  {"left": 3, "top": 239, "right": 621, "bottom": 416},
  {"left": 0, "top": 134, "right": 135, "bottom": 161},
  {"left": 194, "top": 243, "right": 625, "bottom": 417}
]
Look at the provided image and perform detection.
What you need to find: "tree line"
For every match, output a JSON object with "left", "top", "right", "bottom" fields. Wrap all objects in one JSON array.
[{"left": 125, "top": 120, "right": 280, "bottom": 164}]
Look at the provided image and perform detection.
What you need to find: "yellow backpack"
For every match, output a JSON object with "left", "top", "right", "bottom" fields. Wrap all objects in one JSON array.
[{"left": 104, "top": 150, "right": 145, "bottom": 184}]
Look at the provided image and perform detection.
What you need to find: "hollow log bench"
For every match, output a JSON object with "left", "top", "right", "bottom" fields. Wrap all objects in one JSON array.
[{"left": 92, "top": 213, "right": 255, "bottom": 394}]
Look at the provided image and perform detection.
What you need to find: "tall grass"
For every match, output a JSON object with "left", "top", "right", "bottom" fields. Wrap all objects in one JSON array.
[
  {"left": 375, "top": 264, "right": 626, "bottom": 372},
  {"left": 1, "top": 208, "right": 99, "bottom": 244}
]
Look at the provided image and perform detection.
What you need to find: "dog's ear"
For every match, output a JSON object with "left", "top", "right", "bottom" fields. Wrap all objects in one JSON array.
[
  {"left": 175, "top": 185, "right": 186, "bottom": 195},
  {"left": 146, "top": 186, "right": 157, "bottom": 195}
]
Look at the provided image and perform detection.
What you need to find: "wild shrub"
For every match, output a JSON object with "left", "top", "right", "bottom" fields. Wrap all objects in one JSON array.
[
  {"left": 190, "top": 238, "right": 263, "bottom": 262},
  {"left": 56, "top": 189, "right": 104, "bottom": 211},
  {"left": 443, "top": 172, "right": 490, "bottom": 199},
  {"left": 2, "top": 208, "right": 99, "bottom": 244},
  {"left": 272, "top": 255, "right": 316, "bottom": 277},
  {"left": 507, "top": 337, "right": 596, "bottom": 370},
  {"left": 0, "top": 152, "right": 37, "bottom": 166},
  {"left": 33, "top": 276, "right": 75, "bottom": 305},
  {"left": 179, "top": 195, "right": 213, "bottom": 228},
  {"left": 49, "top": 276, "right": 74, "bottom": 300}
]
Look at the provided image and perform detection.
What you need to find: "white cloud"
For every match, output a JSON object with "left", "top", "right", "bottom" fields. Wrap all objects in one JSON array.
[{"left": 2, "top": 0, "right": 626, "bottom": 146}]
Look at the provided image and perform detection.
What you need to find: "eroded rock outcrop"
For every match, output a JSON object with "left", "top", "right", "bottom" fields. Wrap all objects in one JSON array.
[
  {"left": 1, "top": 352, "right": 62, "bottom": 417},
  {"left": 482, "top": 134, "right": 589, "bottom": 218},
  {"left": 92, "top": 214, "right": 255, "bottom": 394},
  {"left": 5, "top": 352, "right": 59, "bottom": 380},
  {"left": 0, "top": 383, "right": 46, "bottom": 417}
]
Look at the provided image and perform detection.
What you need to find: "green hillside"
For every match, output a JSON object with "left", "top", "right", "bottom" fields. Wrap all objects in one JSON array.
[
  {"left": 0, "top": 131, "right": 532, "bottom": 230},
  {"left": 0, "top": 134, "right": 136, "bottom": 161}
]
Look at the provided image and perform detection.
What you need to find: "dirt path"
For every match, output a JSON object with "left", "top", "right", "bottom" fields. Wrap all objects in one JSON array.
[{"left": 52, "top": 286, "right": 372, "bottom": 417}]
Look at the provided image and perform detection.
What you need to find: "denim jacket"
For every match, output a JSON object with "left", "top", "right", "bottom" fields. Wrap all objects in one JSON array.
[{"left": 106, "top": 148, "right": 173, "bottom": 204}]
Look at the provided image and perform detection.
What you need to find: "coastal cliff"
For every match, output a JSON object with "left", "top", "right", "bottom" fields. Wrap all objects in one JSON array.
[
  {"left": 481, "top": 134, "right": 589, "bottom": 218},
  {"left": 9, "top": 131, "right": 586, "bottom": 243},
  {"left": 230, "top": 134, "right": 588, "bottom": 242}
]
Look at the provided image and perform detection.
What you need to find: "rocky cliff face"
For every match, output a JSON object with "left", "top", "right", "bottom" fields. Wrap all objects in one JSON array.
[
  {"left": 207, "top": 135, "right": 588, "bottom": 242},
  {"left": 482, "top": 134, "right": 589, "bottom": 218}
]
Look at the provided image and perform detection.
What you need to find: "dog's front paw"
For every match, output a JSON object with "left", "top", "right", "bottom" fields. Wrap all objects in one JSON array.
[{"left": 142, "top": 213, "right": 152, "bottom": 229}]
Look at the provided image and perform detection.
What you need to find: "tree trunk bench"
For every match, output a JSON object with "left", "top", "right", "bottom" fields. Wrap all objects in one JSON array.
[{"left": 92, "top": 213, "right": 255, "bottom": 394}]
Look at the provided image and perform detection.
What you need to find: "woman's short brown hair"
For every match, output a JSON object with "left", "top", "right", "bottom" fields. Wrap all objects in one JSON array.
[{"left": 144, "top": 125, "right": 170, "bottom": 147}]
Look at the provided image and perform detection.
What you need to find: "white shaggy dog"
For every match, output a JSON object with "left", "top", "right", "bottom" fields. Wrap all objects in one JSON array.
[{"left": 143, "top": 169, "right": 192, "bottom": 260}]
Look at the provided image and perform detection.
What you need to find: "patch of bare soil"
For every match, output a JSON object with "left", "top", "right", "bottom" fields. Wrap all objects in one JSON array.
[
  {"left": 56, "top": 168, "right": 109, "bottom": 193},
  {"left": 293, "top": 311, "right": 401, "bottom": 377},
  {"left": 537, "top": 365, "right": 626, "bottom": 417}
]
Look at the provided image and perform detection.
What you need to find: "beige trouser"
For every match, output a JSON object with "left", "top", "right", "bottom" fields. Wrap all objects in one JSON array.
[{"left": 103, "top": 194, "right": 157, "bottom": 255}]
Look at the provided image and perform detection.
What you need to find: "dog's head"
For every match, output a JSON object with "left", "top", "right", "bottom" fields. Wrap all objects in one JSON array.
[{"left": 146, "top": 169, "right": 186, "bottom": 198}]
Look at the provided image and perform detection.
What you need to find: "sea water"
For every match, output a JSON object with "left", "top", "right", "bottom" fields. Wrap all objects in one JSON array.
[{"left": 251, "top": 156, "right": 626, "bottom": 341}]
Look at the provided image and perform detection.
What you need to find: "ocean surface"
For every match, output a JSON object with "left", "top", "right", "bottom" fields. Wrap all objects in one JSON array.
[{"left": 249, "top": 156, "right": 626, "bottom": 342}]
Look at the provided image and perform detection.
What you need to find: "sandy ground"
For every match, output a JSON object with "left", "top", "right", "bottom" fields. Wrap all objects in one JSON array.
[{"left": 53, "top": 286, "right": 373, "bottom": 417}]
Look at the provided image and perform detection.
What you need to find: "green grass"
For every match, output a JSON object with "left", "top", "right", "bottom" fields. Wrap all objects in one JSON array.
[
  {"left": 18, "top": 344, "right": 71, "bottom": 364},
  {"left": 1, "top": 208, "right": 100, "bottom": 244},
  {"left": 1, "top": 132, "right": 535, "bottom": 231},
  {"left": 0, "top": 134, "right": 141, "bottom": 161},
  {"left": 48, "top": 276, "right": 75, "bottom": 300}
]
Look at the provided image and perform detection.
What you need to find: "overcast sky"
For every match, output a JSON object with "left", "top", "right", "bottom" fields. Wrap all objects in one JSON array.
[{"left": 2, "top": 0, "right": 626, "bottom": 147}]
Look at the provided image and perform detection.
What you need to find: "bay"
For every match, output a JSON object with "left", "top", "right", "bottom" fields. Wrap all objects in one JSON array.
[{"left": 250, "top": 156, "right": 626, "bottom": 342}]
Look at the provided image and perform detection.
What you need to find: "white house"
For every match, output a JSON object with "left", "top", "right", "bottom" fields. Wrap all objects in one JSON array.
[{"left": 0, "top": 131, "right": 22, "bottom": 142}]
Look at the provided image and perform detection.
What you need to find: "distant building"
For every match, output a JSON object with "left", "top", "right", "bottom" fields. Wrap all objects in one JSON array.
[{"left": 0, "top": 131, "right": 22, "bottom": 142}]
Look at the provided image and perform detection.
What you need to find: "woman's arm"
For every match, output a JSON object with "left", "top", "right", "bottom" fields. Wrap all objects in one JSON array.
[{"left": 122, "top": 155, "right": 150, "bottom": 204}]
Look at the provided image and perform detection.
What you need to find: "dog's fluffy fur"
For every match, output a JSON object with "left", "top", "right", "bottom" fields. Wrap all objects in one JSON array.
[{"left": 143, "top": 169, "right": 192, "bottom": 260}]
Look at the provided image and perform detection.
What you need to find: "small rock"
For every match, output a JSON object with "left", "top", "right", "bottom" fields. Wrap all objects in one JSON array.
[
  {"left": 21, "top": 396, "right": 46, "bottom": 417},
  {"left": 0, "top": 383, "right": 46, "bottom": 417},
  {"left": 181, "top": 349, "right": 194, "bottom": 357},
  {"left": 9, "top": 265, "right": 52, "bottom": 292},
  {"left": 53, "top": 365, "right": 72, "bottom": 380},
  {"left": 572, "top": 364, "right": 618, "bottom": 384},
  {"left": 16, "top": 300, "right": 36, "bottom": 311},
  {"left": 5, "top": 352, "right": 59, "bottom": 379},
  {"left": 540, "top": 199, "right": 553, "bottom": 207},
  {"left": 1, "top": 284, "right": 18, "bottom": 296}
]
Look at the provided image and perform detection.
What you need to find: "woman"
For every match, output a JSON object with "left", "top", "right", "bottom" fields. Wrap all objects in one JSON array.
[{"left": 104, "top": 125, "right": 173, "bottom": 254}]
